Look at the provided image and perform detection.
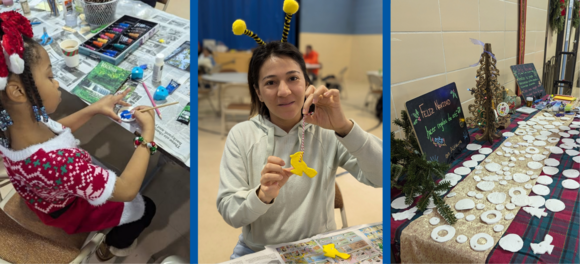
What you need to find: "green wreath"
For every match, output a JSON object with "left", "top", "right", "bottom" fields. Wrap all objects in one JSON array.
[{"left": 551, "top": 0, "right": 580, "bottom": 33}]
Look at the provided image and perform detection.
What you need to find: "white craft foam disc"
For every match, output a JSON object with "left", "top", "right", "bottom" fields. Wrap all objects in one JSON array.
[
  {"left": 454, "top": 167, "right": 471, "bottom": 175},
  {"left": 516, "top": 131, "right": 527, "bottom": 136},
  {"left": 487, "top": 192, "right": 507, "bottom": 204},
  {"left": 467, "top": 144, "right": 482, "bottom": 151},
  {"left": 543, "top": 166, "right": 559, "bottom": 176},
  {"left": 466, "top": 215, "right": 476, "bottom": 221},
  {"left": 527, "top": 162, "right": 543, "bottom": 170},
  {"left": 429, "top": 217, "right": 440, "bottom": 225},
  {"left": 456, "top": 235, "right": 468, "bottom": 244},
  {"left": 485, "top": 163, "right": 501, "bottom": 172},
  {"left": 545, "top": 199, "right": 565, "bottom": 212},
  {"left": 533, "top": 141, "right": 547, "bottom": 147},
  {"left": 528, "top": 196, "right": 546, "bottom": 208},
  {"left": 550, "top": 147, "right": 564, "bottom": 154},
  {"left": 505, "top": 203, "right": 515, "bottom": 210},
  {"left": 471, "top": 154, "right": 486, "bottom": 162},
  {"left": 559, "top": 126, "right": 571, "bottom": 131},
  {"left": 391, "top": 197, "right": 412, "bottom": 209},
  {"left": 532, "top": 185, "right": 550, "bottom": 196},
  {"left": 569, "top": 130, "right": 580, "bottom": 135},
  {"left": 526, "top": 147, "right": 540, "bottom": 154},
  {"left": 563, "top": 169, "right": 580, "bottom": 178},
  {"left": 561, "top": 144, "right": 575, "bottom": 150},
  {"left": 523, "top": 135, "right": 535, "bottom": 141},
  {"left": 503, "top": 132, "right": 515, "bottom": 137},
  {"left": 525, "top": 184, "right": 533, "bottom": 189},
  {"left": 518, "top": 121, "right": 527, "bottom": 125},
  {"left": 536, "top": 176, "right": 553, "bottom": 185},
  {"left": 548, "top": 137, "right": 560, "bottom": 143},
  {"left": 536, "top": 135, "right": 548, "bottom": 141},
  {"left": 540, "top": 131, "right": 552, "bottom": 136},
  {"left": 574, "top": 156, "right": 580, "bottom": 163},
  {"left": 476, "top": 203, "right": 485, "bottom": 210},
  {"left": 463, "top": 160, "right": 478, "bottom": 168},
  {"left": 544, "top": 158, "right": 560, "bottom": 167},
  {"left": 513, "top": 173, "right": 531, "bottom": 183},
  {"left": 447, "top": 192, "right": 456, "bottom": 198},
  {"left": 455, "top": 213, "right": 464, "bottom": 219},
  {"left": 559, "top": 132, "right": 571, "bottom": 138},
  {"left": 511, "top": 195, "right": 530, "bottom": 207},
  {"left": 494, "top": 224, "right": 504, "bottom": 232},
  {"left": 431, "top": 225, "right": 456, "bottom": 243},
  {"left": 479, "top": 148, "right": 493, "bottom": 155},
  {"left": 532, "top": 154, "right": 546, "bottom": 161},
  {"left": 499, "top": 234, "right": 524, "bottom": 252},
  {"left": 562, "top": 179, "right": 580, "bottom": 189}
]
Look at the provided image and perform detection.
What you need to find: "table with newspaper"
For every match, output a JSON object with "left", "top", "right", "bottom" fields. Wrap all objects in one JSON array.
[
  {"left": 220, "top": 222, "right": 383, "bottom": 264},
  {"left": 14, "top": 5, "right": 191, "bottom": 177}
]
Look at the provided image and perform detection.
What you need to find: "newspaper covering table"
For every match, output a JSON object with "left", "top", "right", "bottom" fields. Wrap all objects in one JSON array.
[
  {"left": 220, "top": 222, "right": 383, "bottom": 264},
  {"left": 16, "top": 6, "right": 191, "bottom": 167}
]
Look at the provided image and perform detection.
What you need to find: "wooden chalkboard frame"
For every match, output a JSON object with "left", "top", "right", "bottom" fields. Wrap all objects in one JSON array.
[
  {"left": 510, "top": 63, "right": 545, "bottom": 100},
  {"left": 404, "top": 82, "right": 470, "bottom": 164}
]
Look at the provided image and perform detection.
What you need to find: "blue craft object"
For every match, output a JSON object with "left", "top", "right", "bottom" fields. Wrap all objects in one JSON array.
[
  {"left": 154, "top": 86, "right": 169, "bottom": 100},
  {"left": 120, "top": 110, "right": 132, "bottom": 119},
  {"left": 139, "top": 64, "right": 148, "bottom": 70},
  {"left": 131, "top": 67, "right": 143, "bottom": 80}
]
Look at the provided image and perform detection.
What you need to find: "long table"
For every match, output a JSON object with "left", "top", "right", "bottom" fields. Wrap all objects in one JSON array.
[
  {"left": 391, "top": 110, "right": 579, "bottom": 263},
  {"left": 17, "top": 4, "right": 191, "bottom": 187}
]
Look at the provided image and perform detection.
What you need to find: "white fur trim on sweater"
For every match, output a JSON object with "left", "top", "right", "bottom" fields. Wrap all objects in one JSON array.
[
  {"left": 0, "top": 76, "right": 6, "bottom": 91},
  {"left": 86, "top": 169, "right": 117, "bottom": 206},
  {"left": 118, "top": 194, "right": 145, "bottom": 226},
  {"left": 8, "top": 53, "right": 24, "bottom": 74}
]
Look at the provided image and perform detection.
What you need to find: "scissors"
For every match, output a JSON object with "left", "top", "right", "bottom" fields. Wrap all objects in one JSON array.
[
  {"left": 30, "top": 18, "right": 41, "bottom": 26},
  {"left": 40, "top": 27, "right": 52, "bottom": 46}
]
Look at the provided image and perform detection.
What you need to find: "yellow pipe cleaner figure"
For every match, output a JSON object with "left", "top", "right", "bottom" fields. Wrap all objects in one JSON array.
[
  {"left": 290, "top": 151, "right": 317, "bottom": 178},
  {"left": 322, "top": 244, "right": 350, "bottom": 260}
]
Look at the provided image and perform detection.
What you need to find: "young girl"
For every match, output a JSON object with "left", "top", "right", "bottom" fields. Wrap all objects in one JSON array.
[
  {"left": 218, "top": 18, "right": 382, "bottom": 259},
  {"left": 0, "top": 12, "right": 157, "bottom": 261}
]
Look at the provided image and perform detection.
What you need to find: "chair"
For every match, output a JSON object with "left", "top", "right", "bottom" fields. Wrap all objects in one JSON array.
[
  {"left": 221, "top": 83, "right": 252, "bottom": 138},
  {"left": 156, "top": 0, "right": 170, "bottom": 11},
  {"left": 334, "top": 183, "right": 348, "bottom": 228},
  {"left": 323, "top": 67, "right": 348, "bottom": 99},
  {"left": 365, "top": 74, "right": 383, "bottom": 110},
  {"left": 0, "top": 171, "right": 104, "bottom": 263}
]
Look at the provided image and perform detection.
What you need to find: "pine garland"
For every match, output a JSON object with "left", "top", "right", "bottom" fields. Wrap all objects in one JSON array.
[
  {"left": 391, "top": 110, "right": 458, "bottom": 225},
  {"left": 550, "top": 0, "right": 579, "bottom": 33}
]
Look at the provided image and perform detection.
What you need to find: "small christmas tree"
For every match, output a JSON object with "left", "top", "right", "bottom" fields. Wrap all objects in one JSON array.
[
  {"left": 392, "top": 111, "right": 457, "bottom": 225},
  {"left": 466, "top": 43, "right": 509, "bottom": 144}
]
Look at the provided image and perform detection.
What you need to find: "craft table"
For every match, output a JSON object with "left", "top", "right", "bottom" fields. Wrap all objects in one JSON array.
[
  {"left": 391, "top": 109, "right": 579, "bottom": 264},
  {"left": 201, "top": 72, "right": 248, "bottom": 115},
  {"left": 220, "top": 222, "right": 383, "bottom": 264},
  {"left": 20, "top": 6, "right": 192, "bottom": 190}
]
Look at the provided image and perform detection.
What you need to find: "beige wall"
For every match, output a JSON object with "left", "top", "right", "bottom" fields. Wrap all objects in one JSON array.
[
  {"left": 391, "top": 0, "right": 549, "bottom": 138},
  {"left": 299, "top": 33, "right": 383, "bottom": 82}
]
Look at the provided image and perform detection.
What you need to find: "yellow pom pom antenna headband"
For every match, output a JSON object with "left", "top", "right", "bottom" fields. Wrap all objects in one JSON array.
[{"left": 232, "top": 0, "right": 299, "bottom": 45}]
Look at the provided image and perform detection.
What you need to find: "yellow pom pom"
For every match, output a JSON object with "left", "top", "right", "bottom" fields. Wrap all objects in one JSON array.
[
  {"left": 283, "top": 0, "right": 299, "bottom": 14},
  {"left": 232, "top": 19, "right": 247, "bottom": 35}
]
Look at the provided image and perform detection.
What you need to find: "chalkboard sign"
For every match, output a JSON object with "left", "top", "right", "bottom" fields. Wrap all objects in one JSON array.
[
  {"left": 510, "top": 63, "right": 545, "bottom": 100},
  {"left": 405, "top": 82, "right": 470, "bottom": 164}
]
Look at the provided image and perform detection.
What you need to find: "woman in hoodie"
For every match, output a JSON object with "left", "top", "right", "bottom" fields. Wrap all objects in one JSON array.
[{"left": 216, "top": 41, "right": 383, "bottom": 259}]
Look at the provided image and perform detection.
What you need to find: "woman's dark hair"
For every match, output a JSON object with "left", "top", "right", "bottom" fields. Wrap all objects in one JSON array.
[
  {"left": 0, "top": 36, "right": 45, "bottom": 145},
  {"left": 248, "top": 41, "right": 311, "bottom": 118}
]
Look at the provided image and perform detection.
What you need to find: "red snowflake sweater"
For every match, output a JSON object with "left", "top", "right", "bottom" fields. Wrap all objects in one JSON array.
[{"left": 0, "top": 119, "right": 145, "bottom": 234}]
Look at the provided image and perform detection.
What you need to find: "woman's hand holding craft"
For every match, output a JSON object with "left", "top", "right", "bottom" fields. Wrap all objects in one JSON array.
[
  {"left": 133, "top": 106, "right": 156, "bottom": 139},
  {"left": 303, "top": 85, "right": 353, "bottom": 137},
  {"left": 90, "top": 88, "right": 131, "bottom": 122},
  {"left": 257, "top": 156, "right": 294, "bottom": 204}
]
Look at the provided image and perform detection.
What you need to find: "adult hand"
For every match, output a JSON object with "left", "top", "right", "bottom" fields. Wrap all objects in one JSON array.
[
  {"left": 258, "top": 156, "right": 294, "bottom": 204},
  {"left": 303, "top": 85, "right": 353, "bottom": 136},
  {"left": 133, "top": 106, "right": 156, "bottom": 136},
  {"left": 90, "top": 88, "right": 131, "bottom": 122}
]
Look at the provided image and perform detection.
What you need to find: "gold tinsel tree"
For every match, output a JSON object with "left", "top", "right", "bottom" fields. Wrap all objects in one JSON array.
[{"left": 466, "top": 43, "right": 510, "bottom": 144}]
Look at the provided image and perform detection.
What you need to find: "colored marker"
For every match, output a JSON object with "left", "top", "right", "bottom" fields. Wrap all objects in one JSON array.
[
  {"left": 128, "top": 33, "right": 139, "bottom": 39},
  {"left": 134, "top": 23, "right": 150, "bottom": 28},
  {"left": 92, "top": 41, "right": 104, "bottom": 48},
  {"left": 112, "top": 28, "right": 123, "bottom": 33},
  {"left": 83, "top": 44, "right": 96, "bottom": 51},
  {"left": 119, "top": 35, "right": 133, "bottom": 44},
  {"left": 97, "top": 38, "right": 108, "bottom": 43},
  {"left": 99, "top": 34, "right": 110, "bottom": 39},
  {"left": 112, "top": 44, "right": 126, "bottom": 50},
  {"left": 105, "top": 32, "right": 116, "bottom": 39},
  {"left": 119, "top": 23, "right": 131, "bottom": 28}
]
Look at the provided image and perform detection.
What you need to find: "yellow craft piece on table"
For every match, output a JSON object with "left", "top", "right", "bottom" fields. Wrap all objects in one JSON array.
[
  {"left": 323, "top": 244, "right": 350, "bottom": 259},
  {"left": 290, "top": 151, "right": 317, "bottom": 178}
]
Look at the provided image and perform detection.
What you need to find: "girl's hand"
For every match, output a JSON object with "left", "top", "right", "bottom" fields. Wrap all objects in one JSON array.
[
  {"left": 90, "top": 89, "right": 131, "bottom": 122},
  {"left": 303, "top": 85, "right": 353, "bottom": 136},
  {"left": 133, "top": 106, "right": 156, "bottom": 134},
  {"left": 257, "top": 156, "right": 294, "bottom": 204}
]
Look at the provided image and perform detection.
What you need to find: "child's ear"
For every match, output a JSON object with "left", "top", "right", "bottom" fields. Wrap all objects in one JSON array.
[{"left": 5, "top": 82, "right": 28, "bottom": 103}]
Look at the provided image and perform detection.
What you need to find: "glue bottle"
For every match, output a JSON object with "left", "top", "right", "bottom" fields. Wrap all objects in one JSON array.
[{"left": 152, "top": 53, "right": 164, "bottom": 84}]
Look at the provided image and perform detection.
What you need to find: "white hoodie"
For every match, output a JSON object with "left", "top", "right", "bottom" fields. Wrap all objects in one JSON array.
[{"left": 217, "top": 115, "right": 382, "bottom": 251}]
